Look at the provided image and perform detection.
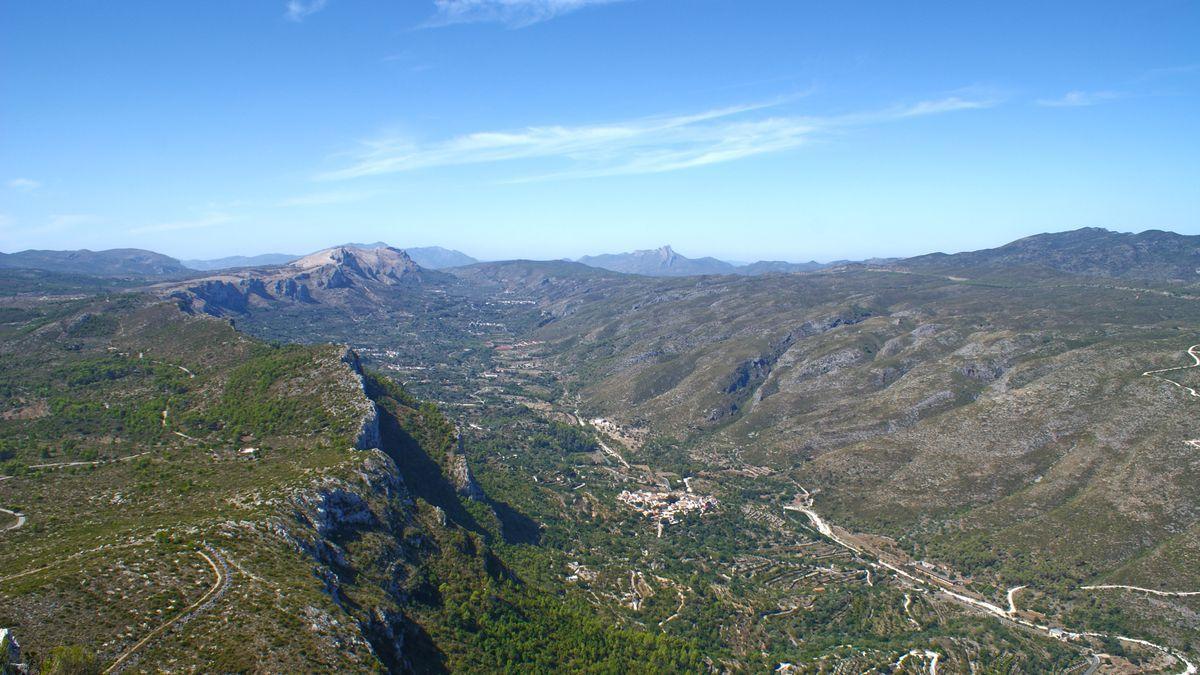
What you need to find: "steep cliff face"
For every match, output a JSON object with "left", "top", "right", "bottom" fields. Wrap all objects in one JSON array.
[
  {"left": 277, "top": 450, "right": 415, "bottom": 672},
  {"left": 340, "top": 348, "right": 382, "bottom": 450},
  {"left": 266, "top": 356, "right": 500, "bottom": 673},
  {"left": 448, "top": 443, "right": 484, "bottom": 501}
]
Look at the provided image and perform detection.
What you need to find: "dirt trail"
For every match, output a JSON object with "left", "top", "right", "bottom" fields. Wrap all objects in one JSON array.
[
  {"left": 572, "top": 407, "right": 631, "bottom": 468},
  {"left": 1081, "top": 584, "right": 1200, "bottom": 597},
  {"left": 0, "top": 539, "right": 153, "bottom": 585},
  {"left": 902, "top": 592, "right": 921, "bottom": 628},
  {"left": 1143, "top": 344, "right": 1200, "bottom": 398},
  {"left": 0, "top": 476, "right": 22, "bottom": 533},
  {"left": 892, "top": 649, "right": 940, "bottom": 674},
  {"left": 1, "top": 451, "right": 157, "bottom": 533},
  {"left": 104, "top": 546, "right": 229, "bottom": 674},
  {"left": 1006, "top": 585, "right": 1026, "bottom": 615},
  {"left": 0, "top": 506, "right": 26, "bottom": 532},
  {"left": 27, "top": 452, "right": 151, "bottom": 469}
]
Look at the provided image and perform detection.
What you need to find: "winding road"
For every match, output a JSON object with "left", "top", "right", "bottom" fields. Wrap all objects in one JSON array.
[
  {"left": 1143, "top": 344, "right": 1200, "bottom": 398},
  {"left": 0, "top": 506, "right": 25, "bottom": 532},
  {"left": 788, "top": 492, "right": 1197, "bottom": 675},
  {"left": 0, "top": 476, "right": 24, "bottom": 535}
]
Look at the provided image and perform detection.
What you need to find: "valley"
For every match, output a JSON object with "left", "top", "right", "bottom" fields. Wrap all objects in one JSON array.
[{"left": 2, "top": 228, "right": 1199, "bottom": 672}]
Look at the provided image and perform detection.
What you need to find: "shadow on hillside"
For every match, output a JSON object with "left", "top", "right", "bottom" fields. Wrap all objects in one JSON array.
[
  {"left": 377, "top": 406, "right": 487, "bottom": 538},
  {"left": 490, "top": 498, "right": 541, "bottom": 546}
]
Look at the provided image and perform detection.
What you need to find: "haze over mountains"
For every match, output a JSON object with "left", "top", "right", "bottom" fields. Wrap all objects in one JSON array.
[
  {"left": 182, "top": 245, "right": 479, "bottom": 272},
  {"left": 0, "top": 248, "right": 191, "bottom": 277},
  {"left": 5, "top": 228, "right": 1198, "bottom": 285},
  {"left": 577, "top": 245, "right": 827, "bottom": 276}
]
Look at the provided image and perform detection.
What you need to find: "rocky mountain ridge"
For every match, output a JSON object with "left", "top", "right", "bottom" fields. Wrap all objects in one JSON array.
[{"left": 163, "top": 245, "right": 445, "bottom": 316}]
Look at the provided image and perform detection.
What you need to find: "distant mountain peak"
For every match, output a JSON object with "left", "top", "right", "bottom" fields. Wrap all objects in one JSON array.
[
  {"left": 290, "top": 245, "right": 421, "bottom": 286},
  {"left": 577, "top": 246, "right": 826, "bottom": 277}
]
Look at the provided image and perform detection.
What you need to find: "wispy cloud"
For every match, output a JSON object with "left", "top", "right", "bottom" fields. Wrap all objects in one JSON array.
[
  {"left": 1036, "top": 90, "right": 1121, "bottom": 107},
  {"left": 319, "top": 94, "right": 998, "bottom": 183},
  {"left": 278, "top": 190, "right": 375, "bottom": 207},
  {"left": 426, "top": 0, "right": 626, "bottom": 28},
  {"left": 128, "top": 214, "right": 233, "bottom": 235},
  {"left": 285, "top": 0, "right": 328, "bottom": 22},
  {"left": 7, "top": 178, "right": 42, "bottom": 192}
]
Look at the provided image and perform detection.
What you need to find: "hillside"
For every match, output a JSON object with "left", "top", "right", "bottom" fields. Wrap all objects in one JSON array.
[
  {"left": 0, "top": 289, "right": 699, "bottom": 673},
  {"left": 404, "top": 246, "right": 479, "bottom": 269},
  {"left": 0, "top": 249, "right": 190, "bottom": 278},
  {"left": 899, "top": 227, "right": 1200, "bottom": 282},
  {"left": 468, "top": 261, "right": 1200, "bottom": 658}
]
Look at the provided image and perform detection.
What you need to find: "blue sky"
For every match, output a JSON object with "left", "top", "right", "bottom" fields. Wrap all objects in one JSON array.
[{"left": 1, "top": 0, "right": 1197, "bottom": 262}]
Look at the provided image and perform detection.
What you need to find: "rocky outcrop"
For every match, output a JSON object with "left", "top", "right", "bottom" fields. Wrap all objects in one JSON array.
[
  {"left": 354, "top": 404, "right": 382, "bottom": 451},
  {"left": 0, "top": 628, "right": 26, "bottom": 674},
  {"left": 339, "top": 348, "right": 381, "bottom": 450},
  {"left": 275, "top": 450, "right": 414, "bottom": 672},
  {"left": 360, "top": 608, "right": 411, "bottom": 673},
  {"left": 449, "top": 453, "right": 484, "bottom": 501},
  {"left": 183, "top": 280, "right": 250, "bottom": 314},
  {"left": 709, "top": 308, "right": 873, "bottom": 422},
  {"left": 447, "top": 433, "right": 484, "bottom": 501}
]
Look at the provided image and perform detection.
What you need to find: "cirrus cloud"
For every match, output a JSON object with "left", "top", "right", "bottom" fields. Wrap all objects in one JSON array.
[
  {"left": 318, "top": 93, "right": 1000, "bottom": 183},
  {"left": 7, "top": 178, "right": 42, "bottom": 192},
  {"left": 285, "top": 0, "right": 328, "bottom": 22},
  {"left": 1036, "top": 90, "right": 1121, "bottom": 107},
  {"left": 425, "top": 0, "right": 628, "bottom": 28}
]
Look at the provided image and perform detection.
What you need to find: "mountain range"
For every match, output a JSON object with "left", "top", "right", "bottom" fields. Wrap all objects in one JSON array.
[
  {"left": 182, "top": 245, "right": 479, "bottom": 272},
  {"left": 3, "top": 225, "right": 1200, "bottom": 671},
  {"left": 4, "top": 229, "right": 1199, "bottom": 285}
]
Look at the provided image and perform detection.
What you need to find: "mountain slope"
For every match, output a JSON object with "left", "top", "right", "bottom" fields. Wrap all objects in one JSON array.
[
  {"left": 404, "top": 246, "right": 478, "bottom": 269},
  {"left": 0, "top": 248, "right": 190, "bottom": 277},
  {"left": 161, "top": 245, "right": 447, "bottom": 316},
  {"left": 181, "top": 253, "right": 299, "bottom": 270},
  {"left": 0, "top": 291, "right": 701, "bottom": 673},
  {"left": 899, "top": 227, "right": 1200, "bottom": 282},
  {"left": 452, "top": 259, "right": 1200, "bottom": 659}
]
